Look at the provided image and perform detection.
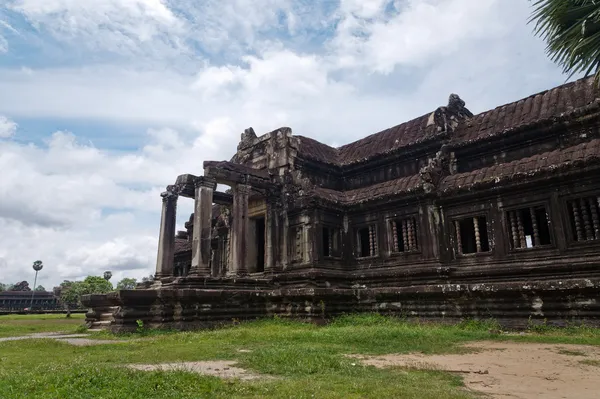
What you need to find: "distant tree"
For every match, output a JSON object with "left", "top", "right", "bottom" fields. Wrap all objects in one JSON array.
[
  {"left": 141, "top": 274, "right": 154, "bottom": 283},
  {"left": 0, "top": 283, "right": 8, "bottom": 291},
  {"left": 530, "top": 0, "right": 600, "bottom": 82},
  {"left": 116, "top": 278, "right": 137, "bottom": 290},
  {"left": 11, "top": 281, "right": 31, "bottom": 291},
  {"left": 35, "top": 285, "right": 46, "bottom": 292},
  {"left": 55, "top": 276, "right": 114, "bottom": 318},
  {"left": 83, "top": 276, "right": 113, "bottom": 293}
]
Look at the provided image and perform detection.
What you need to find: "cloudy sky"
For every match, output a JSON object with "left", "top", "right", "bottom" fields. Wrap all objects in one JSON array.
[{"left": 0, "top": 0, "right": 573, "bottom": 289}]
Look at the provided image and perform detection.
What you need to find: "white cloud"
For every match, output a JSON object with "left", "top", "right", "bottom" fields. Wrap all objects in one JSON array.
[
  {"left": 0, "top": 115, "right": 17, "bottom": 138},
  {"left": 9, "top": 0, "right": 183, "bottom": 57}
]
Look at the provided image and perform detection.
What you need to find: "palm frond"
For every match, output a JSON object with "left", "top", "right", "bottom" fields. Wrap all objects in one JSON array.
[{"left": 529, "top": 0, "right": 600, "bottom": 84}]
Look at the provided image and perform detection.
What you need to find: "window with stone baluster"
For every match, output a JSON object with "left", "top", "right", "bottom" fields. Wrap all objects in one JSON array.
[
  {"left": 322, "top": 226, "right": 341, "bottom": 258},
  {"left": 389, "top": 216, "right": 419, "bottom": 253},
  {"left": 356, "top": 224, "right": 378, "bottom": 258},
  {"left": 505, "top": 206, "right": 552, "bottom": 250},
  {"left": 453, "top": 215, "right": 491, "bottom": 255},
  {"left": 566, "top": 196, "right": 600, "bottom": 242}
]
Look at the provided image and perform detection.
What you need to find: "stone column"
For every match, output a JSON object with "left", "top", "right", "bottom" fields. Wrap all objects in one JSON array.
[
  {"left": 229, "top": 184, "right": 250, "bottom": 276},
  {"left": 189, "top": 177, "right": 216, "bottom": 276},
  {"left": 155, "top": 186, "right": 178, "bottom": 278},
  {"left": 264, "top": 195, "right": 278, "bottom": 273}
]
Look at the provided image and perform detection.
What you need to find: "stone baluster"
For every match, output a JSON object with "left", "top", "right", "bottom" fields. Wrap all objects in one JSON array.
[
  {"left": 155, "top": 186, "right": 178, "bottom": 278},
  {"left": 454, "top": 220, "right": 463, "bottom": 255},
  {"left": 509, "top": 211, "right": 519, "bottom": 249},
  {"left": 580, "top": 198, "right": 593, "bottom": 241},
  {"left": 229, "top": 184, "right": 250, "bottom": 276},
  {"left": 373, "top": 226, "right": 378, "bottom": 255},
  {"left": 402, "top": 220, "right": 409, "bottom": 253},
  {"left": 392, "top": 221, "right": 399, "bottom": 252},
  {"left": 529, "top": 207, "right": 540, "bottom": 247},
  {"left": 473, "top": 217, "right": 482, "bottom": 253},
  {"left": 190, "top": 177, "right": 216, "bottom": 276},
  {"left": 516, "top": 210, "right": 526, "bottom": 248},
  {"left": 328, "top": 229, "right": 333, "bottom": 257},
  {"left": 589, "top": 198, "right": 600, "bottom": 240},
  {"left": 572, "top": 201, "right": 584, "bottom": 241},
  {"left": 410, "top": 218, "right": 418, "bottom": 250},
  {"left": 407, "top": 219, "right": 415, "bottom": 251},
  {"left": 368, "top": 225, "right": 375, "bottom": 256}
]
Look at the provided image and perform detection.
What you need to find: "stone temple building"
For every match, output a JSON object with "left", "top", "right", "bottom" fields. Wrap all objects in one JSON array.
[{"left": 84, "top": 76, "right": 600, "bottom": 331}]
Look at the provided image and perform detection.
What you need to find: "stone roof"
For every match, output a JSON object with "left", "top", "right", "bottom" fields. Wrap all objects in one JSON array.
[
  {"left": 452, "top": 76, "right": 600, "bottom": 147},
  {"left": 439, "top": 138, "right": 600, "bottom": 194},
  {"left": 295, "top": 76, "right": 600, "bottom": 167},
  {"left": 311, "top": 175, "right": 422, "bottom": 205},
  {"left": 297, "top": 112, "right": 447, "bottom": 167},
  {"left": 174, "top": 238, "right": 192, "bottom": 254}
]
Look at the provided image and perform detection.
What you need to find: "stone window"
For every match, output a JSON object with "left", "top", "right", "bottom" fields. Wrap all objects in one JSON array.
[
  {"left": 322, "top": 227, "right": 341, "bottom": 258},
  {"left": 567, "top": 196, "right": 600, "bottom": 242},
  {"left": 390, "top": 216, "right": 419, "bottom": 253},
  {"left": 454, "top": 216, "right": 490, "bottom": 255},
  {"left": 506, "top": 206, "right": 551, "bottom": 249},
  {"left": 356, "top": 224, "right": 378, "bottom": 258}
]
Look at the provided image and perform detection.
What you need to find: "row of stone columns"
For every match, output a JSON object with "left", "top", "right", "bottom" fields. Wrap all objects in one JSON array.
[{"left": 155, "top": 179, "right": 279, "bottom": 279}]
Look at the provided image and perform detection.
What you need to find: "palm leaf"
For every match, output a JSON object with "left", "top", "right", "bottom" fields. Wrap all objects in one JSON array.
[{"left": 529, "top": 0, "right": 600, "bottom": 84}]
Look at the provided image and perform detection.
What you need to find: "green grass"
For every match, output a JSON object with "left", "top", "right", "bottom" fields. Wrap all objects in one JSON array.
[
  {"left": 1, "top": 313, "right": 599, "bottom": 398},
  {"left": 0, "top": 314, "right": 85, "bottom": 337},
  {"left": 557, "top": 348, "right": 587, "bottom": 356},
  {"left": 580, "top": 359, "right": 600, "bottom": 367}
]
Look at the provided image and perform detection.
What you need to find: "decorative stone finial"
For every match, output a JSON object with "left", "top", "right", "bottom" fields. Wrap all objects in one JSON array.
[
  {"left": 238, "top": 127, "right": 257, "bottom": 150},
  {"left": 447, "top": 94, "right": 473, "bottom": 118}
]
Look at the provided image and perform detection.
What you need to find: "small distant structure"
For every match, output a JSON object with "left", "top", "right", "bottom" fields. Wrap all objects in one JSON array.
[{"left": 0, "top": 290, "right": 60, "bottom": 312}]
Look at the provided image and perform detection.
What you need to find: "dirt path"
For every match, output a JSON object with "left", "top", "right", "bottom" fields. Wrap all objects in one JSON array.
[
  {"left": 0, "top": 332, "right": 125, "bottom": 346},
  {"left": 127, "top": 361, "right": 265, "bottom": 380},
  {"left": 351, "top": 341, "right": 600, "bottom": 399}
]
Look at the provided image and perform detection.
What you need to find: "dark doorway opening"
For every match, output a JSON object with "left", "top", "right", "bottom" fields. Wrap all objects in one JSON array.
[
  {"left": 357, "top": 227, "right": 371, "bottom": 257},
  {"left": 255, "top": 217, "right": 265, "bottom": 272},
  {"left": 323, "top": 227, "right": 331, "bottom": 257}
]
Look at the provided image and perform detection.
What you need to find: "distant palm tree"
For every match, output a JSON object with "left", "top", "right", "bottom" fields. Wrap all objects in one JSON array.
[{"left": 530, "top": 0, "right": 600, "bottom": 82}]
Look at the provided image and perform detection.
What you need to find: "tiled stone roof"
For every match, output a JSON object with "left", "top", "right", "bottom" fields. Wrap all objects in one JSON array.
[
  {"left": 452, "top": 76, "right": 600, "bottom": 147},
  {"left": 295, "top": 76, "right": 600, "bottom": 167},
  {"left": 440, "top": 139, "right": 600, "bottom": 193},
  {"left": 174, "top": 238, "right": 192, "bottom": 254},
  {"left": 311, "top": 175, "right": 422, "bottom": 205}
]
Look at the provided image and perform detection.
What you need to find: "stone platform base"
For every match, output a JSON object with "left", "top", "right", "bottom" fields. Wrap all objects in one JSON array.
[{"left": 82, "top": 277, "right": 600, "bottom": 332}]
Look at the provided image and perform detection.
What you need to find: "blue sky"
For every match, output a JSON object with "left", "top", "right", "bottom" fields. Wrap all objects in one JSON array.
[{"left": 0, "top": 0, "right": 574, "bottom": 288}]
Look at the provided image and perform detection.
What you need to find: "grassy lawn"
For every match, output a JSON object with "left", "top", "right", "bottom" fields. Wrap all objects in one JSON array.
[
  {"left": 0, "top": 314, "right": 599, "bottom": 398},
  {"left": 0, "top": 313, "right": 85, "bottom": 338}
]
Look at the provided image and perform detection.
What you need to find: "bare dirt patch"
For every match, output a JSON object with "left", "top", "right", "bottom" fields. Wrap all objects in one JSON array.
[
  {"left": 0, "top": 333, "right": 127, "bottom": 346},
  {"left": 351, "top": 341, "right": 600, "bottom": 399},
  {"left": 127, "top": 360, "right": 265, "bottom": 380}
]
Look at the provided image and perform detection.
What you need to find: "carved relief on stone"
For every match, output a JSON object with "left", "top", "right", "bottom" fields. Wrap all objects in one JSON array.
[
  {"left": 238, "top": 127, "right": 257, "bottom": 150},
  {"left": 419, "top": 145, "right": 450, "bottom": 193}
]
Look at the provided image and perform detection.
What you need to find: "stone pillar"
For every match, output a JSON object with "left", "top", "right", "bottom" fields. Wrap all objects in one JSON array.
[
  {"left": 189, "top": 177, "right": 216, "bottom": 276},
  {"left": 264, "top": 196, "right": 278, "bottom": 273},
  {"left": 155, "top": 186, "right": 178, "bottom": 278},
  {"left": 229, "top": 184, "right": 250, "bottom": 276}
]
